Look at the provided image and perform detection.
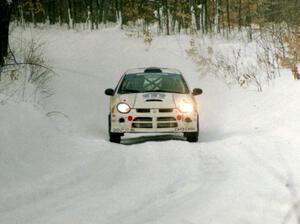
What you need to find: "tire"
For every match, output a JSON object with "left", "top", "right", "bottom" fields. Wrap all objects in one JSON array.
[
  {"left": 184, "top": 132, "right": 199, "bottom": 142},
  {"left": 108, "top": 114, "right": 122, "bottom": 143},
  {"left": 184, "top": 115, "right": 199, "bottom": 143},
  {"left": 109, "top": 133, "right": 122, "bottom": 143}
]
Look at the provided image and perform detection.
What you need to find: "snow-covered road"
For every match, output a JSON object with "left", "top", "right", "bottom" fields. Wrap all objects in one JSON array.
[{"left": 1, "top": 27, "right": 300, "bottom": 224}]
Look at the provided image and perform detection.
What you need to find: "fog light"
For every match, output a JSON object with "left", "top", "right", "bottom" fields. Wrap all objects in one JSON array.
[{"left": 185, "top": 117, "right": 192, "bottom": 123}]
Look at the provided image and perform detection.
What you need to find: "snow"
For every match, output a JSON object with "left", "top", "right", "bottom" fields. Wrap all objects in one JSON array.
[{"left": 1, "top": 26, "right": 300, "bottom": 224}]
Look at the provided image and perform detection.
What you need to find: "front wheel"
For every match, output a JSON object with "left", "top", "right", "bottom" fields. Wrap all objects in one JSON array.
[
  {"left": 184, "top": 116, "right": 199, "bottom": 142},
  {"left": 108, "top": 114, "right": 122, "bottom": 143},
  {"left": 184, "top": 132, "right": 199, "bottom": 142},
  {"left": 109, "top": 133, "right": 122, "bottom": 143}
]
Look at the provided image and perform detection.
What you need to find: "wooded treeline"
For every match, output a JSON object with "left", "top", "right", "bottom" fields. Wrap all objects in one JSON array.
[
  {"left": 2, "top": 0, "right": 300, "bottom": 67},
  {"left": 9, "top": 0, "right": 300, "bottom": 34}
]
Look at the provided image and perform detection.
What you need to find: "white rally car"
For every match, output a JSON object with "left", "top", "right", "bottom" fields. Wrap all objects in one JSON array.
[{"left": 105, "top": 67, "right": 203, "bottom": 143}]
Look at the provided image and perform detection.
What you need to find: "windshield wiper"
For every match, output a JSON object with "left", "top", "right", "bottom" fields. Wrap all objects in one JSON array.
[
  {"left": 168, "top": 91, "right": 184, "bottom": 94},
  {"left": 144, "top": 90, "right": 165, "bottom": 93},
  {"left": 120, "top": 88, "right": 141, "bottom": 93},
  {"left": 144, "top": 90, "right": 184, "bottom": 94}
]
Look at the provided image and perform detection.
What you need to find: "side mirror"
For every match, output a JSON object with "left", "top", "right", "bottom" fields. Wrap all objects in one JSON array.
[
  {"left": 192, "top": 88, "right": 203, "bottom": 96},
  {"left": 105, "top": 88, "right": 115, "bottom": 96}
]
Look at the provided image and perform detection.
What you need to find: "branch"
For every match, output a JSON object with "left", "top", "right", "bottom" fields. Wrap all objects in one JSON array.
[
  {"left": 2, "top": 62, "right": 58, "bottom": 76},
  {"left": 8, "top": 41, "right": 18, "bottom": 65}
]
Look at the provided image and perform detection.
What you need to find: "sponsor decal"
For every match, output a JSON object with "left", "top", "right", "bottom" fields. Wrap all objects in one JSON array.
[
  {"left": 113, "top": 128, "right": 131, "bottom": 132},
  {"left": 176, "top": 127, "right": 196, "bottom": 131},
  {"left": 143, "top": 93, "right": 166, "bottom": 99}
]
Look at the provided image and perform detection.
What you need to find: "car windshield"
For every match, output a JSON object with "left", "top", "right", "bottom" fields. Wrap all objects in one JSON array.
[{"left": 117, "top": 73, "right": 189, "bottom": 94}]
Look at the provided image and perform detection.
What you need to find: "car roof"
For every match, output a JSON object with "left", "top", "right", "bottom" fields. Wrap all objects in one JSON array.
[{"left": 124, "top": 67, "right": 182, "bottom": 75}]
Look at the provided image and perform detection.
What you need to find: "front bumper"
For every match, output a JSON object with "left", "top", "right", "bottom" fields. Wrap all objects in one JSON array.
[{"left": 111, "top": 108, "right": 198, "bottom": 133}]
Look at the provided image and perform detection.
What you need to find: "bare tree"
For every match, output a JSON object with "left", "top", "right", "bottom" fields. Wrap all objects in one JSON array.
[{"left": 0, "top": 0, "right": 14, "bottom": 67}]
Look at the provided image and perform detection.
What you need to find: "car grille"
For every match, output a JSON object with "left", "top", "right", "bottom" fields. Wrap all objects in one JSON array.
[
  {"left": 136, "top": 108, "right": 151, "bottom": 113},
  {"left": 132, "top": 113, "right": 178, "bottom": 129},
  {"left": 135, "top": 108, "right": 173, "bottom": 113},
  {"left": 157, "top": 117, "right": 177, "bottom": 128},
  {"left": 133, "top": 117, "right": 152, "bottom": 122},
  {"left": 157, "top": 117, "right": 176, "bottom": 122},
  {"left": 132, "top": 123, "right": 153, "bottom": 128},
  {"left": 157, "top": 122, "right": 178, "bottom": 128},
  {"left": 159, "top": 109, "right": 173, "bottom": 113},
  {"left": 132, "top": 117, "right": 153, "bottom": 129}
]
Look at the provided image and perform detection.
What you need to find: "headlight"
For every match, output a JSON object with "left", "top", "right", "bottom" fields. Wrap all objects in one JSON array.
[
  {"left": 117, "top": 103, "right": 131, "bottom": 114},
  {"left": 179, "top": 102, "right": 194, "bottom": 113}
]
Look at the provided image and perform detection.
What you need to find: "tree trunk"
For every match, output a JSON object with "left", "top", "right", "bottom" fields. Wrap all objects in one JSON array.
[
  {"left": 58, "top": 0, "right": 63, "bottom": 26},
  {"left": 48, "top": 0, "right": 56, "bottom": 25},
  {"left": 200, "top": 4, "right": 204, "bottom": 34},
  {"left": 238, "top": 0, "right": 242, "bottom": 31},
  {"left": 226, "top": 0, "right": 231, "bottom": 34},
  {"left": 102, "top": 0, "right": 107, "bottom": 24},
  {"left": 115, "top": 0, "right": 119, "bottom": 23},
  {"left": 163, "top": 0, "right": 170, "bottom": 35},
  {"left": 157, "top": 3, "right": 162, "bottom": 34},
  {"left": 88, "top": 0, "right": 94, "bottom": 30},
  {"left": 31, "top": 10, "right": 36, "bottom": 27},
  {"left": 0, "top": 0, "right": 13, "bottom": 67},
  {"left": 204, "top": 0, "right": 208, "bottom": 33},
  {"left": 67, "top": 0, "right": 74, "bottom": 29},
  {"left": 19, "top": 2, "right": 25, "bottom": 26},
  {"left": 246, "top": 1, "right": 252, "bottom": 40},
  {"left": 118, "top": 0, "right": 124, "bottom": 29},
  {"left": 99, "top": 0, "right": 104, "bottom": 23},
  {"left": 214, "top": 0, "right": 220, "bottom": 33},
  {"left": 96, "top": 0, "right": 100, "bottom": 29},
  {"left": 193, "top": 0, "right": 201, "bottom": 30},
  {"left": 170, "top": 0, "right": 177, "bottom": 33}
]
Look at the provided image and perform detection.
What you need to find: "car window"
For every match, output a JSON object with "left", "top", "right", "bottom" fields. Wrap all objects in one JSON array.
[{"left": 118, "top": 73, "right": 189, "bottom": 94}]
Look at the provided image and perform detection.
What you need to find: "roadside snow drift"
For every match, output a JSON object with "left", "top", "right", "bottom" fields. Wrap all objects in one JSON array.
[{"left": 1, "top": 27, "right": 300, "bottom": 224}]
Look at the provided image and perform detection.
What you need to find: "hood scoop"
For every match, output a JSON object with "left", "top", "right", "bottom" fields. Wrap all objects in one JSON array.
[
  {"left": 134, "top": 93, "right": 175, "bottom": 109},
  {"left": 146, "top": 99, "right": 163, "bottom": 102}
]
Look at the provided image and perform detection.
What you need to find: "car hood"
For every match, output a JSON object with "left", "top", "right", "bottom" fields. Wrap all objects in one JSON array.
[{"left": 117, "top": 92, "right": 194, "bottom": 109}]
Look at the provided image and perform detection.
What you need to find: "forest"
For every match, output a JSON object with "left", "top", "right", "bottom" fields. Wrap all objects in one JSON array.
[
  {"left": 2, "top": 0, "right": 300, "bottom": 77},
  {"left": 5, "top": 0, "right": 300, "bottom": 33}
]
